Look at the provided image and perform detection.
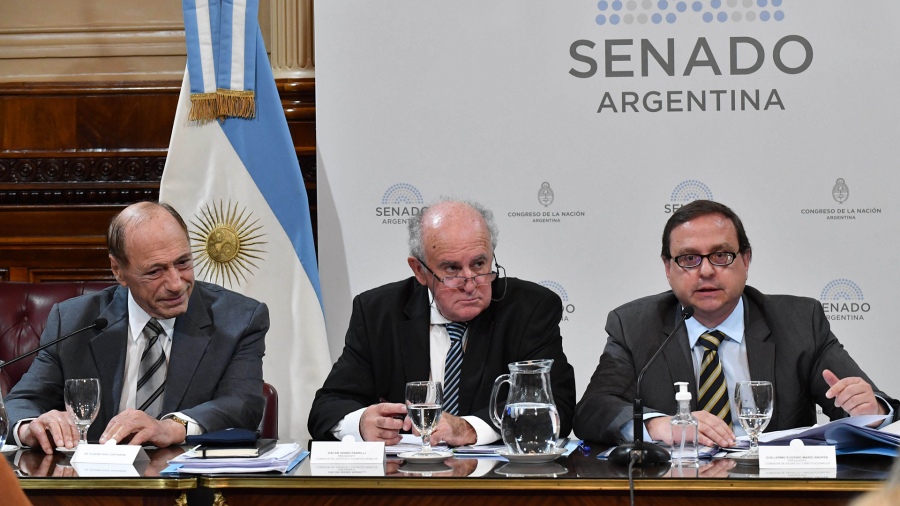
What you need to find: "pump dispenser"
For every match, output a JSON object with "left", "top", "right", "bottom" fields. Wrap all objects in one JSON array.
[{"left": 670, "top": 381, "right": 699, "bottom": 465}]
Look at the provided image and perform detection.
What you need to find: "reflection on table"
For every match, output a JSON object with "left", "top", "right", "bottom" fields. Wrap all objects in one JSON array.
[{"left": 4, "top": 442, "right": 895, "bottom": 506}]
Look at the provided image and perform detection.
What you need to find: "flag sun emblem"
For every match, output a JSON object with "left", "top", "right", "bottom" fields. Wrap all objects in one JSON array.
[{"left": 191, "top": 201, "right": 267, "bottom": 287}]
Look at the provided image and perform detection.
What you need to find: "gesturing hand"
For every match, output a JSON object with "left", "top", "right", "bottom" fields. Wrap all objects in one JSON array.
[{"left": 823, "top": 369, "right": 885, "bottom": 416}]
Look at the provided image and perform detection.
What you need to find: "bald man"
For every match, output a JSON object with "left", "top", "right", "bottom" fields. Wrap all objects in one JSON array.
[{"left": 5, "top": 201, "right": 268, "bottom": 453}]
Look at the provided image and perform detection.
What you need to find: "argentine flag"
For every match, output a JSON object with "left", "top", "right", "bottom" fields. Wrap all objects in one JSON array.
[{"left": 161, "top": 10, "right": 329, "bottom": 439}]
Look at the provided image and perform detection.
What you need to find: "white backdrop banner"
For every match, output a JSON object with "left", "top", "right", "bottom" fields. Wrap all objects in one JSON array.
[{"left": 315, "top": 0, "right": 900, "bottom": 421}]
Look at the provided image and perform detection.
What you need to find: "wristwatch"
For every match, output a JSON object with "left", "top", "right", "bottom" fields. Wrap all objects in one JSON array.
[{"left": 170, "top": 415, "right": 189, "bottom": 433}]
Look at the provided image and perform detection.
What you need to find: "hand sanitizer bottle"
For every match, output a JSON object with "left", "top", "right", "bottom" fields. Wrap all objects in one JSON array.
[{"left": 670, "top": 381, "right": 699, "bottom": 465}]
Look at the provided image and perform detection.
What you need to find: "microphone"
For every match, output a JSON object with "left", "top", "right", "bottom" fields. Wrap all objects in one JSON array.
[
  {"left": 609, "top": 306, "right": 694, "bottom": 466},
  {"left": 0, "top": 318, "right": 108, "bottom": 370}
]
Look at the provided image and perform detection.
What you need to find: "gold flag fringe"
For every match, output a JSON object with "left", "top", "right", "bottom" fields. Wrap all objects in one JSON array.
[
  {"left": 189, "top": 92, "right": 219, "bottom": 122},
  {"left": 216, "top": 88, "right": 256, "bottom": 119}
]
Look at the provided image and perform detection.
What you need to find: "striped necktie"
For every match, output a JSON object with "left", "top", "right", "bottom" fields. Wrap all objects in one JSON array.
[
  {"left": 136, "top": 318, "right": 167, "bottom": 418},
  {"left": 442, "top": 322, "right": 467, "bottom": 415},
  {"left": 697, "top": 330, "right": 732, "bottom": 425}
]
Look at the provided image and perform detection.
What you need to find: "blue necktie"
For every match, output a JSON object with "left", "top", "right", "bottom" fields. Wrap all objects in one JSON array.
[{"left": 442, "top": 322, "right": 467, "bottom": 415}]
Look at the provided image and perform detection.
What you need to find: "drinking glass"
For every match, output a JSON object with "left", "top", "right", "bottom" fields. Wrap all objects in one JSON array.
[
  {"left": 405, "top": 381, "right": 443, "bottom": 456},
  {"left": 64, "top": 378, "right": 101, "bottom": 445},
  {"left": 735, "top": 380, "right": 774, "bottom": 457}
]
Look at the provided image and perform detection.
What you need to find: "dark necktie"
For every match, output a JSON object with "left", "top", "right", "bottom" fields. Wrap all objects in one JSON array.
[
  {"left": 136, "top": 318, "right": 167, "bottom": 418},
  {"left": 697, "top": 330, "right": 732, "bottom": 425},
  {"left": 442, "top": 322, "right": 467, "bottom": 415}
]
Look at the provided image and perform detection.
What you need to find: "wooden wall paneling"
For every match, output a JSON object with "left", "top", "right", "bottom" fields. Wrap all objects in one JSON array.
[
  {"left": 0, "top": 206, "right": 120, "bottom": 282},
  {"left": 75, "top": 92, "right": 179, "bottom": 150},
  {"left": 0, "top": 79, "right": 317, "bottom": 283},
  {"left": 0, "top": 95, "right": 77, "bottom": 150}
]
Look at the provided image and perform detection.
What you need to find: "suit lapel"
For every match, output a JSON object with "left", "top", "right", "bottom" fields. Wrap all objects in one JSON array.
[
  {"left": 163, "top": 288, "right": 213, "bottom": 413},
  {"left": 92, "top": 286, "right": 129, "bottom": 425},
  {"left": 400, "top": 284, "right": 432, "bottom": 385},
  {"left": 743, "top": 293, "right": 775, "bottom": 383},
  {"left": 660, "top": 304, "right": 696, "bottom": 402},
  {"left": 458, "top": 308, "right": 492, "bottom": 416}
]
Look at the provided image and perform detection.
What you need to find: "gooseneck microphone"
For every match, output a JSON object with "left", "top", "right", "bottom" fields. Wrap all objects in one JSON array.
[
  {"left": 609, "top": 306, "right": 694, "bottom": 466},
  {"left": 0, "top": 318, "right": 108, "bottom": 370}
]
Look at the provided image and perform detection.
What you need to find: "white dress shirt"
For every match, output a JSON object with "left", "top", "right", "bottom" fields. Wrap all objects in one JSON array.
[{"left": 331, "top": 300, "right": 501, "bottom": 445}]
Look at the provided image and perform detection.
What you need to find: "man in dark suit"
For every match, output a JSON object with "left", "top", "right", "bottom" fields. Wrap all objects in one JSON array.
[
  {"left": 308, "top": 199, "right": 575, "bottom": 445},
  {"left": 5, "top": 202, "right": 267, "bottom": 453},
  {"left": 574, "top": 200, "right": 896, "bottom": 447}
]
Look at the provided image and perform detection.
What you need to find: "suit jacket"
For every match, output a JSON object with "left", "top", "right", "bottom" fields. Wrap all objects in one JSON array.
[
  {"left": 307, "top": 276, "right": 576, "bottom": 441},
  {"left": 573, "top": 286, "right": 898, "bottom": 445},
  {"left": 5, "top": 281, "right": 268, "bottom": 442}
]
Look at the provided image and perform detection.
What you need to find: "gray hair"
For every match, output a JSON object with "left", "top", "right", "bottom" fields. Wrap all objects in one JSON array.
[{"left": 408, "top": 198, "right": 499, "bottom": 260}]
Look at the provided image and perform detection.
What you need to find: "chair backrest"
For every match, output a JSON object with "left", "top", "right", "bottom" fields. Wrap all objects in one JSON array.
[
  {"left": 0, "top": 281, "right": 114, "bottom": 396},
  {"left": 260, "top": 382, "right": 279, "bottom": 439}
]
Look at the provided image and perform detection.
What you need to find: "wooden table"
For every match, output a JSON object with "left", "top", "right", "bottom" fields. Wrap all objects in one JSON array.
[
  {"left": 8, "top": 446, "right": 195, "bottom": 506},
  {"left": 8, "top": 444, "right": 894, "bottom": 506},
  {"left": 200, "top": 446, "right": 893, "bottom": 506}
]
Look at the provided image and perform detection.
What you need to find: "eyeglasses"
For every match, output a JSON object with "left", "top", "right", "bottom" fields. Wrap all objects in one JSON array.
[
  {"left": 417, "top": 259, "right": 498, "bottom": 289},
  {"left": 672, "top": 251, "right": 737, "bottom": 269}
]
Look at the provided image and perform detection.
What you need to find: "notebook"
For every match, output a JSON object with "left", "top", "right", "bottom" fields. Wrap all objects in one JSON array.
[{"left": 196, "top": 438, "right": 277, "bottom": 458}]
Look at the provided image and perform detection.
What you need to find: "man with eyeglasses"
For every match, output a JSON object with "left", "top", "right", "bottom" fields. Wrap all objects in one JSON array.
[
  {"left": 573, "top": 199, "right": 896, "bottom": 447},
  {"left": 308, "top": 199, "right": 575, "bottom": 445}
]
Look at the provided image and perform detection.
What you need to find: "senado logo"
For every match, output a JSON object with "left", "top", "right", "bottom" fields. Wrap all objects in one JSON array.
[
  {"left": 595, "top": 0, "right": 785, "bottom": 27},
  {"left": 569, "top": 1, "right": 810, "bottom": 114},
  {"left": 820, "top": 279, "right": 870, "bottom": 322},
  {"left": 376, "top": 183, "right": 424, "bottom": 225},
  {"left": 538, "top": 280, "right": 576, "bottom": 322},
  {"left": 665, "top": 179, "right": 713, "bottom": 213}
]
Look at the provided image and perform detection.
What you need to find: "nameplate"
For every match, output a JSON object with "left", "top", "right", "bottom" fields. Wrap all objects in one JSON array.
[
  {"left": 759, "top": 440, "right": 836, "bottom": 469},
  {"left": 311, "top": 441, "right": 385, "bottom": 464},
  {"left": 71, "top": 461, "right": 149, "bottom": 477},
  {"left": 310, "top": 462, "right": 385, "bottom": 476},
  {"left": 70, "top": 443, "right": 150, "bottom": 465}
]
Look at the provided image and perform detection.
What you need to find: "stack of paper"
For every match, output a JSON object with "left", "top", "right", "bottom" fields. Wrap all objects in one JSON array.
[
  {"left": 162, "top": 443, "right": 308, "bottom": 474},
  {"left": 759, "top": 415, "right": 899, "bottom": 456}
]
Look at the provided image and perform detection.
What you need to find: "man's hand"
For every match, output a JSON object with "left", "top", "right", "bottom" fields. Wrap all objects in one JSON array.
[
  {"left": 18, "top": 410, "right": 79, "bottom": 454},
  {"left": 697, "top": 458, "right": 736, "bottom": 478},
  {"left": 646, "top": 411, "right": 736, "bottom": 448},
  {"left": 21, "top": 452, "right": 77, "bottom": 477},
  {"left": 429, "top": 413, "right": 477, "bottom": 447},
  {"left": 823, "top": 369, "right": 885, "bottom": 416},
  {"left": 99, "top": 409, "right": 186, "bottom": 447},
  {"left": 360, "top": 402, "right": 410, "bottom": 444}
]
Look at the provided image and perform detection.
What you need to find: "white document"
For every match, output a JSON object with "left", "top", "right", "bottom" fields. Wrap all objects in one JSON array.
[{"left": 759, "top": 440, "right": 836, "bottom": 469}]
